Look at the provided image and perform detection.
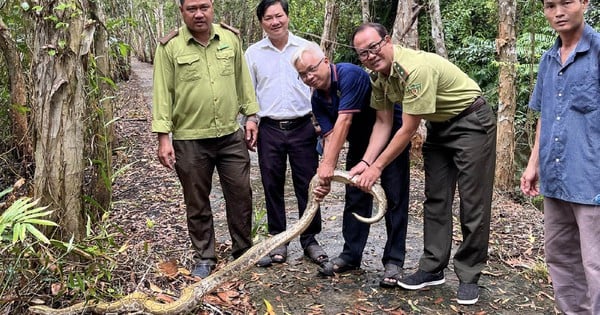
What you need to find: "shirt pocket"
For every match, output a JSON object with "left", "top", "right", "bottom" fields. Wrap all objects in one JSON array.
[
  {"left": 570, "top": 78, "right": 599, "bottom": 114},
  {"left": 569, "top": 77, "right": 599, "bottom": 136},
  {"left": 215, "top": 49, "right": 235, "bottom": 76},
  {"left": 176, "top": 54, "right": 202, "bottom": 82}
]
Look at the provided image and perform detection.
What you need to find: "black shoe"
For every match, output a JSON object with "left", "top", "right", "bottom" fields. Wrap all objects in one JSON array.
[
  {"left": 397, "top": 269, "right": 445, "bottom": 290},
  {"left": 457, "top": 282, "right": 479, "bottom": 305},
  {"left": 191, "top": 263, "right": 215, "bottom": 278}
]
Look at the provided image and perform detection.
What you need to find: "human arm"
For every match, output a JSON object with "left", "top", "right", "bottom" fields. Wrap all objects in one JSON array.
[
  {"left": 318, "top": 114, "right": 352, "bottom": 183},
  {"left": 312, "top": 113, "right": 353, "bottom": 200},
  {"left": 352, "top": 111, "right": 421, "bottom": 191},
  {"left": 520, "top": 119, "right": 541, "bottom": 196},
  {"left": 151, "top": 43, "right": 176, "bottom": 170},
  {"left": 349, "top": 108, "right": 394, "bottom": 179},
  {"left": 235, "top": 36, "right": 260, "bottom": 126}
]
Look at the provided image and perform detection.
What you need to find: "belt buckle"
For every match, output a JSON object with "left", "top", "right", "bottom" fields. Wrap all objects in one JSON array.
[{"left": 279, "top": 121, "right": 292, "bottom": 129}]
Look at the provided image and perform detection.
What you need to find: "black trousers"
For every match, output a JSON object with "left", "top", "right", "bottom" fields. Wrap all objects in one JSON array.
[
  {"left": 257, "top": 117, "right": 321, "bottom": 249},
  {"left": 339, "top": 128, "right": 411, "bottom": 267},
  {"left": 174, "top": 129, "right": 253, "bottom": 263}
]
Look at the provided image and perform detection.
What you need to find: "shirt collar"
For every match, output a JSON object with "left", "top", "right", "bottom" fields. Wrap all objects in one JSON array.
[
  {"left": 182, "top": 24, "right": 220, "bottom": 45},
  {"left": 259, "top": 31, "right": 301, "bottom": 50},
  {"left": 550, "top": 23, "right": 594, "bottom": 57}
]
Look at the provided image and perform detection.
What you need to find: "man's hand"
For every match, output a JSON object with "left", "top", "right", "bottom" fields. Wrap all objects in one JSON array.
[
  {"left": 157, "top": 133, "right": 175, "bottom": 170},
  {"left": 313, "top": 182, "right": 331, "bottom": 202},
  {"left": 244, "top": 120, "right": 258, "bottom": 151},
  {"left": 351, "top": 164, "right": 382, "bottom": 192},
  {"left": 317, "top": 163, "right": 335, "bottom": 187},
  {"left": 520, "top": 165, "right": 540, "bottom": 197}
]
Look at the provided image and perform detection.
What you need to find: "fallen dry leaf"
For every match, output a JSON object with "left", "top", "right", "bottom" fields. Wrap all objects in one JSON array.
[
  {"left": 157, "top": 259, "right": 179, "bottom": 278},
  {"left": 50, "top": 283, "right": 62, "bottom": 296}
]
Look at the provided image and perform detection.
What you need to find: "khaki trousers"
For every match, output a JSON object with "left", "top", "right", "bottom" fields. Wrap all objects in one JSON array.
[{"left": 544, "top": 197, "right": 600, "bottom": 315}]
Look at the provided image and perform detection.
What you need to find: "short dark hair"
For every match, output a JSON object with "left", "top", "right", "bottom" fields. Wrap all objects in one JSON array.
[
  {"left": 256, "top": 0, "right": 289, "bottom": 21},
  {"left": 351, "top": 23, "right": 389, "bottom": 46}
]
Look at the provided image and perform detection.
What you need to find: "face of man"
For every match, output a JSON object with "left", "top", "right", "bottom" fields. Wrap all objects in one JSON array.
[
  {"left": 260, "top": 2, "right": 290, "bottom": 42},
  {"left": 543, "top": 0, "right": 587, "bottom": 35},
  {"left": 295, "top": 51, "right": 330, "bottom": 91},
  {"left": 180, "top": 0, "right": 214, "bottom": 38},
  {"left": 353, "top": 27, "right": 393, "bottom": 76}
]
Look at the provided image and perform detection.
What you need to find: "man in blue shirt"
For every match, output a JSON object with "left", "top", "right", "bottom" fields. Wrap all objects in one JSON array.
[
  {"left": 521, "top": 0, "right": 600, "bottom": 313},
  {"left": 292, "top": 42, "right": 411, "bottom": 287}
]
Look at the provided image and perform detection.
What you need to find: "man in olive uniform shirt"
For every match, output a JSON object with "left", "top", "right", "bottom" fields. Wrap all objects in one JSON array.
[
  {"left": 152, "top": 0, "right": 259, "bottom": 279},
  {"left": 351, "top": 23, "right": 496, "bottom": 305}
]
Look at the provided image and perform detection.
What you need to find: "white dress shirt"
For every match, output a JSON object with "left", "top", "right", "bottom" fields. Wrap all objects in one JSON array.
[{"left": 245, "top": 32, "right": 312, "bottom": 120}]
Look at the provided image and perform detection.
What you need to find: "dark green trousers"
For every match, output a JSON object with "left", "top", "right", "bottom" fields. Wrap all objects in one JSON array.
[
  {"left": 420, "top": 102, "right": 496, "bottom": 284},
  {"left": 174, "top": 129, "right": 253, "bottom": 263}
]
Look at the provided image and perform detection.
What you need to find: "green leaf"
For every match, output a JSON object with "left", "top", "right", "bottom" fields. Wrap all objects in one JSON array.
[
  {"left": 12, "top": 222, "right": 21, "bottom": 244},
  {"left": 0, "top": 187, "right": 13, "bottom": 199},
  {"left": 21, "top": 218, "right": 58, "bottom": 227},
  {"left": 25, "top": 225, "right": 50, "bottom": 244}
]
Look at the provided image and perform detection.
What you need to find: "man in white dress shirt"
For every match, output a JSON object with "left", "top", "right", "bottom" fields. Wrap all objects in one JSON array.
[{"left": 245, "top": 0, "right": 327, "bottom": 268}]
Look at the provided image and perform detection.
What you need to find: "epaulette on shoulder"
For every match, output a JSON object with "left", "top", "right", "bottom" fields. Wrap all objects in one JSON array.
[
  {"left": 220, "top": 22, "right": 240, "bottom": 36},
  {"left": 393, "top": 62, "right": 409, "bottom": 82},
  {"left": 159, "top": 29, "right": 179, "bottom": 45},
  {"left": 368, "top": 69, "right": 379, "bottom": 81}
]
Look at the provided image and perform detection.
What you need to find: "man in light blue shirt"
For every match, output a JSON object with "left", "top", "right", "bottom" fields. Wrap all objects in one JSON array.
[{"left": 521, "top": 0, "right": 600, "bottom": 313}]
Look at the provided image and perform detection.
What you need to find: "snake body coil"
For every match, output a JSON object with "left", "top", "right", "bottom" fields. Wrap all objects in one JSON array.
[{"left": 29, "top": 170, "right": 387, "bottom": 315}]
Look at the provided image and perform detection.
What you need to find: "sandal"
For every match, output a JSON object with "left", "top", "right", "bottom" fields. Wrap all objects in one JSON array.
[
  {"left": 379, "top": 263, "right": 402, "bottom": 288},
  {"left": 318, "top": 257, "right": 358, "bottom": 276},
  {"left": 304, "top": 243, "right": 329, "bottom": 266},
  {"left": 256, "top": 244, "right": 287, "bottom": 267}
]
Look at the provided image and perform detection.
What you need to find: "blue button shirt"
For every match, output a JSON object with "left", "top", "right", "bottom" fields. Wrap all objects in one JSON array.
[{"left": 529, "top": 24, "right": 600, "bottom": 205}]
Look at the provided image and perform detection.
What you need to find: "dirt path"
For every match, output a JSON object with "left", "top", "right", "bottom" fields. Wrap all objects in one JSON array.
[{"left": 110, "top": 59, "right": 558, "bottom": 314}]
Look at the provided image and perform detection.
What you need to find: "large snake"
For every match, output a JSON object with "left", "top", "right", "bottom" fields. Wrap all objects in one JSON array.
[{"left": 29, "top": 170, "right": 387, "bottom": 315}]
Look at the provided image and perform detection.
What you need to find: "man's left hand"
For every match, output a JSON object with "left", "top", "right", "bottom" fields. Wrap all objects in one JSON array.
[{"left": 244, "top": 121, "right": 258, "bottom": 151}]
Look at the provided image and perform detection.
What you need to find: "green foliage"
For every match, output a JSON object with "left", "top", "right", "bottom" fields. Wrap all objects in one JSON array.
[
  {"left": 0, "top": 194, "right": 127, "bottom": 313},
  {"left": 251, "top": 202, "right": 268, "bottom": 241},
  {"left": 0, "top": 188, "right": 57, "bottom": 245}
]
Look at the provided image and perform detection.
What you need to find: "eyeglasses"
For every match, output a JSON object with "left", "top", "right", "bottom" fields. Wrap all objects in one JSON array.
[
  {"left": 355, "top": 37, "right": 386, "bottom": 60},
  {"left": 298, "top": 58, "right": 325, "bottom": 80}
]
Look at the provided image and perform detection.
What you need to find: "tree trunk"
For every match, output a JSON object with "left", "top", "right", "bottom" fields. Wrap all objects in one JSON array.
[
  {"left": 31, "top": 0, "right": 95, "bottom": 240},
  {"left": 496, "top": 0, "right": 518, "bottom": 191},
  {"left": 88, "top": 0, "right": 114, "bottom": 218},
  {"left": 392, "top": 0, "right": 419, "bottom": 48},
  {"left": 0, "top": 17, "right": 34, "bottom": 172},
  {"left": 141, "top": 11, "right": 157, "bottom": 63},
  {"left": 361, "top": 0, "right": 370, "bottom": 23},
  {"left": 429, "top": 0, "right": 447, "bottom": 58},
  {"left": 320, "top": 0, "right": 339, "bottom": 61},
  {"left": 392, "top": 0, "right": 425, "bottom": 161}
]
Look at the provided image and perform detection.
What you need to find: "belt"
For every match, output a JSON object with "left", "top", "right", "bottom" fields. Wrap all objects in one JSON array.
[
  {"left": 447, "top": 96, "right": 486, "bottom": 124},
  {"left": 261, "top": 114, "right": 312, "bottom": 130}
]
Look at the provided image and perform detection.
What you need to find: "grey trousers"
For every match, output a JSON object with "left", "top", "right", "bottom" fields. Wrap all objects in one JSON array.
[
  {"left": 544, "top": 197, "right": 600, "bottom": 315},
  {"left": 420, "top": 102, "right": 497, "bottom": 284}
]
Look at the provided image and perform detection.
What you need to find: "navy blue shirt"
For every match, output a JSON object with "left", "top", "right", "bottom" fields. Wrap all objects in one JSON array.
[
  {"left": 529, "top": 24, "right": 600, "bottom": 205},
  {"left": 312, "top": 63, "right": 375, "bottom": 147},
  {"left": 312, "top": 63, "right": 403, "bottom": 149}
]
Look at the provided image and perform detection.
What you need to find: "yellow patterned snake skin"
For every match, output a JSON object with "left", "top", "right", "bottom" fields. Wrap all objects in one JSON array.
[{"left": 29, "top": 170, "right": 387, "bottom": 315}]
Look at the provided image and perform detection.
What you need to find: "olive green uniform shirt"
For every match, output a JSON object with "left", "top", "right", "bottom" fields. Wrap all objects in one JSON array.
[
  {"left": 371, "top": 45, "right": 481, "bottom": 122},
  {"left": 152, "top": 24, "right": 259, "bottom": 140}
]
